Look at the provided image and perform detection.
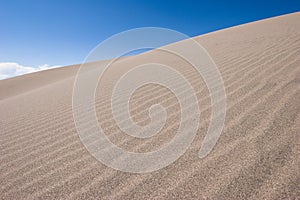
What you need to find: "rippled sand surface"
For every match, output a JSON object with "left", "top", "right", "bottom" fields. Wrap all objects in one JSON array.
[{"left": 0, "top": 12, "right": 299, "bottom": 199}]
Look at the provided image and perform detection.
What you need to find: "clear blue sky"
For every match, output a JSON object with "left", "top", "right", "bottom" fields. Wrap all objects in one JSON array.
[{"left": 1, "top": 0, "right": 300, "bottom": 67}]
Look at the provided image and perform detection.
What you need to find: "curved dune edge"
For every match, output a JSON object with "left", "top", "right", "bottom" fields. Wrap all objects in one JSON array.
[{"left": 0, "top": 12, "right": 299, "bottom": 199}]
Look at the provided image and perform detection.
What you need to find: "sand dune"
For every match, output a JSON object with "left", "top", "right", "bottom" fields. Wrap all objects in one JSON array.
[{"left": 1, "top": 12, "right": 300, "bottom": 199}]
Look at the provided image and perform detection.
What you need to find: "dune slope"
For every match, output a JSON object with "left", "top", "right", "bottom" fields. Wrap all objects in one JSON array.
[{"left": 0, "top": 12, "right": 299, "bottom": 199}]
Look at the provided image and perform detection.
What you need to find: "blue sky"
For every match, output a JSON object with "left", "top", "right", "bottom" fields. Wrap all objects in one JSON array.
[{"left": 0, "top": 0, "right": 299, "bottom": 79}]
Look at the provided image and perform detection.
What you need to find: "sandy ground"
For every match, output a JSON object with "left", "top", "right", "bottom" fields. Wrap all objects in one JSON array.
[{"left": 0, "top": 12, "right": 299, "bottom": 199}]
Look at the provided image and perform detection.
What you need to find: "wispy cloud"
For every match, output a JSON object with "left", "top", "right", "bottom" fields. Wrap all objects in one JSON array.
[{"left": 0, "top": 62, "right": 61, "bottom": 80}]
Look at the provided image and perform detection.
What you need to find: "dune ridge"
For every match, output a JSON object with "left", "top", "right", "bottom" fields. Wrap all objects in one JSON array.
[{"left": 1, "top": 12, "right": 300, "bottom": 199}]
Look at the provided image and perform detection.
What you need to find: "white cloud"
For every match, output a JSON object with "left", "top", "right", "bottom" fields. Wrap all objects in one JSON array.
[{"left": 0, "top": 62, "right": 61, "bottom": 80}]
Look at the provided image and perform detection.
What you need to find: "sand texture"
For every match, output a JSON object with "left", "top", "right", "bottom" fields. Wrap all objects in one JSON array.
[{"left": 0, "top": 12, "right": 300, "bottom": 199}]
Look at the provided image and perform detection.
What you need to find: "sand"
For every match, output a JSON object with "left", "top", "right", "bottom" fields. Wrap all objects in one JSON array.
[{"left": 0, "top": 12, "right": 299, "bottom": 199}]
